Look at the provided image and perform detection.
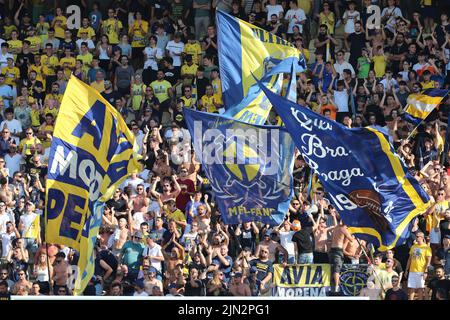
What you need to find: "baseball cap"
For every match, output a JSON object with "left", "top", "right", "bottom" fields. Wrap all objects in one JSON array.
[
  {"left": 168, "top": 283, "right": 177, "bottom": 289},
  {"left": 149, "top": 232, "right": 158, "bottom": 240},
  {"left": 264, "top": 229, "right": 272, "bottom": 237},
  {"left": 133, "top": 231, "right": 143, "bottom": 239},
  {"left": 444, "top": 234, "right": 450, "bottom": 240},
  {"left": 148, "top": 266, "right": 157, "bottom": 273},
  {"left": 233, "top": 272, "right": 242, "bottom": 278}
]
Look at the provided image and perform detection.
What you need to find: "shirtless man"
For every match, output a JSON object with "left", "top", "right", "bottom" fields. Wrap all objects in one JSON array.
[
  {"left": 114, "top": 217, "right": 130, "bottom": 255},
  {"left": 344, "top": 235, "right": 363, "bottom": 264},
  {"left": 143, "top": 266, "right": 163, "bottom": 295},
  {"left": 229, "top": 273, "right": 251, "bottom": 296},
  {"left": 52, "top": 252, "right": 70, "bottom": 294},
  {"left": 0, "top": 177, "right": 14, "bottom": 207},
  {"left": 150, "top": 175, "right": 181, "bottom": 203},
  {"left": 131, "top": 184, "right": 150, "bottom": 213},
  {"left": 255, "top": 229, "right": 288, "bottom": 264},
  {"left": 329, "top": 220, "right": 354, "bottom": 293}
]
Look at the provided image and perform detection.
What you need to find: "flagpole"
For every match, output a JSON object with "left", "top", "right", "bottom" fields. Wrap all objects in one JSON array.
[{"left": 355, "top": 237, "right": 386, "bottom": 294}]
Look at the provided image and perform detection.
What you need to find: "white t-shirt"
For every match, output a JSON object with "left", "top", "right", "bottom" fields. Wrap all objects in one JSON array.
[
  {"left": 19, "top": 212, "right": 38, "bottom": 238},
  {"left": 1, "top": 232, "right": 16, "bottom": 258},
  {"left": 279, "top": 230, "right": 296, "bottom": 256},
  {"left": 333, "top": 61, "right": 355, "bottom": 79},
  {"left": 285, "top": 8, "right": 306, "bottom": 33},
  {"left": 266, "top": 4, "right": 284, "bottom": 21},
  {"left": 334, "top": 90, "right": 349, "bottom": 113},
  {"left": 381, "top": 6, "right": 402, "bottom": 32},
  {"left": 0, "top": 119, "right": 22, "bottom": 145},
  {"left": 133, "top": 291, "right": 149, "bottom": 296},
  {"left": 135, "top": 132, "right": 145, "bottom": 153},
  {"left": 143, "top": 46, "right": 163, "bottom": 70},
  {"left": 133, "top": 211, "right": 146, "bottom": 230},
  {"left": 5, "top": 153, "right": 22, "bottom": 176},
  {"left": 343, "top": 10, "right": 360, "bottom": 34},
  {"left": 165, "top": 40, "right": 184, "bottom": 67},
  {"left": 76, "top": 39, "right": 95, "bottom": 52},
  {"left": 0, "top": 52, "right": 13, "bottom": 69},
  {"left": 143, "top": 243, "right": 163, "bottom": 271},
  {"left": 0, "top": 211, "right": 15, "bottom": 234}
]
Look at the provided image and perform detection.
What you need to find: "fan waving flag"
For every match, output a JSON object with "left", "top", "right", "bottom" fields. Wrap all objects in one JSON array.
[
  {"left": 402, "top": 89, "right": 449, "bottom": 125},
  {"left": 258, "top": 83, "right": 431, "bottom": 251},
  {"left": 45, "top": 75, "right": 141, "bottom": 295},
  {"left": 184, "top": 108, "right": 294, "bottom": 225},
  {"left": 217, "top": 10, "right": 306, "bottom": 125}
]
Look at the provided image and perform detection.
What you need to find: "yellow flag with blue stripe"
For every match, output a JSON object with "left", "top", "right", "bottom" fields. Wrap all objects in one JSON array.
[
  {"left": 45, "top": 75, "right": 141, "bottom": 295},
  {"left": 217, "top": 10, "right": 305, "bottom": 125},
  {"left": 24, "top": 214, "right": 40, "bottom": 239},
  {"left": 403, "top": 89, "right": 448, "bottom": 125}
]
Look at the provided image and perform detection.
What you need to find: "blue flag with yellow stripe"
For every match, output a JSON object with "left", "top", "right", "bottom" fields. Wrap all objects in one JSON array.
[
  {"left": 217, "top": 10, "right": 306, "bottom": 125},
  {"left": 184, "top": 108, "right": 294, "bottom": 225},
  {"left": 45, "top": 76, "right": 141, "bottom": 295},
  {"left": 259, "top": 83, "right": 431, "bottom": 251}
]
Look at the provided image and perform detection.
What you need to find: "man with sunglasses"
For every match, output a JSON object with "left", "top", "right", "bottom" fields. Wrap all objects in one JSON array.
[
  {"left": 384, "top": 275, "right": 408, "bottom": 300},
  {"left": 119, "top": 230, "right": 145, "bottom": 282},
  {"left": 0, "top": 127, "right": 16, "bottom": 157}
]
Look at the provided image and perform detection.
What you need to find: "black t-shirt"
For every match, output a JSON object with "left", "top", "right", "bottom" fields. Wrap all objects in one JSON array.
[
  {"left": 106, "top": 198, "right": 127, "bottom": 213},
  {"left": 94, "top": 249, "right": 118, "bottom": 277},
  {"left": 384, "top": 288, "right": 408, "bottom": 300},
  {"left": 348, "top": 32, "right": 366, "bottom": 59},
  {"left": 172, "top": 108, "right": 187, "bottom": 129},
  {"left": 267, "top": 22, "right": 286, "bottom": 38},
  {"left": 440, "top": 220, "right": 450, "bottom": 239},
  {"left": 184, "top": 279, "right": 204, "bottom": 296},
  {"left": 249, "top": 259, "right": 273, "bottom": 282},
  {"left": 195, "top": 77, "right": 209, "bottom": 99},
  {"left": 238, "top": 228, "right": 257, "bottom": 252},
  {"left": 102, "top": 90, "right": 122, "bottom": 107},
  {"left": 292, "top": 229, "right": 313, "bottom": 254},
  {"left": 201, "top": 35, "right": 218, "bottom": 57},
  {"left": 16, "top": 52, "right": 35, "bottom": 79},
  {"left": 163, "top": 67, "right": 180, "bottom": 86},
  {"left": 59, "top": 40, "right": 77, "bottom": 52},
  {"left": 428, "top": 278, "right": 450, "bottom": 300}
]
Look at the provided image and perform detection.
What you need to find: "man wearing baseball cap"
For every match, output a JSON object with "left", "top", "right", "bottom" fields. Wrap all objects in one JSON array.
[{"left": 119, "top": 231, "right": 145, "bottom": 282}]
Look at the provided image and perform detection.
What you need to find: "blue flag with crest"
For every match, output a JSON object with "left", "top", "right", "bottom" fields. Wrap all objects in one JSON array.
[
  {"left": 184, "top": 108, "right": 294, "bottom": 225},
  {"left": 258, "top": 83, "right": 431, "bottom": 251}
]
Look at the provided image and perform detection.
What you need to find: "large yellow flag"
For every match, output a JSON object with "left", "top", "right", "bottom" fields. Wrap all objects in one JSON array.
[{"left": 45, "top": 76, "right": 141, "bottom": 295}]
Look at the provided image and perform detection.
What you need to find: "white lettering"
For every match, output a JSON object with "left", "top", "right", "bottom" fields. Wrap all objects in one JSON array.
[
  {"left": 66, "top": 5, "right": 81, "bottom": 29},
  {"left": 50, "top": 145, "right": 78, "bottom": 179},
  {"left": 319, "top": 168, "right": 364, "bottom": 186}
]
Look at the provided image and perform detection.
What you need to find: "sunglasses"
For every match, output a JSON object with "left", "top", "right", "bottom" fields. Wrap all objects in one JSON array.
[
  {"left": 26, "top": 132, "right": 33, "bottom": 135},
  {"left": 292, "top": 202, "right": 300, "bottom": 205}
]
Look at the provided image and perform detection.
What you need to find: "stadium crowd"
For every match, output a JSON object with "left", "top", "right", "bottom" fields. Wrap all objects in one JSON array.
[{"left": 0, "top": 0, "right": 449, "bottom": 300}]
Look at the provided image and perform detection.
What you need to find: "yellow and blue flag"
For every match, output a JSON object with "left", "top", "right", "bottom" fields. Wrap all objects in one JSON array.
[
  {"left": 217, "top": 10, "right": 305, "bottom": 125},
  {"left": 259, "top": 82, "right": 431, "bottom": 251},
  {"left": 45, "top": 75, "right": 141, "bottom": 295},
  {"left": 184, "top": 108, "right": 294, "bottom": 225},
  {"left": 403, "top": 89, "right": 448, "bottom": 126}
]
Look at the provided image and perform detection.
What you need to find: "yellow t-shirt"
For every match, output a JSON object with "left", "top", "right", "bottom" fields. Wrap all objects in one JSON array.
[
  {"left": 53, "top": 16, "right": 67, "bottom": 39},
  {"left": 1, "top": 66, "right": 20, "bottom": 87},
  {"left": 181, "top": 63, "right": 198, "bottom": 77},
  {"left": 40, "top": 123, "right": 54, "bottom": 149},
  {"left": 76, "top": 53, "right": 93, "bottom": 73},
  {"left": 19, "top": 137, "right": 42, "bottom": 156},
  {"left": 319, "top": 11, "right": 335, "bottom": 35},
  {"left": 42, "top": 105, "right": 59, "bottom": 119},
  {"left": 421, "top": 81, "right": 435, "bottom": 90},
  {"left": 409, "top": 243, "right": 432, "bottom": 273},
  {"left": 180, "top": 96, "right": 194, "bottom": 108},
  {"left": 3, "top": 25, "right": 18, "bottom": 40},
  {"left": 131, "top": 83, "right": 146, "bottom": 110},
  {"left": 77, "top": 26, "right": 96, "bottom": 39},
  {"left": 211, "top": 78, "right": 223, "bottom": 104},
  {"left": 7, "top": 39, "right": 23, "bottom": 54},
  {"left": 129, "top": 20, "right": 149, "bottom": 48},
  {"left": 59, "top": 56, "right": 76, "bottom": 70},
  {"left": 41, "top": 55, "right": 60, "bottom": 76},
  {"left": 183, "top": 42, "right": 202, "bottom": 65},
  {"left": 90, "top": 80, "right": 105, "bottom": 93},
  {"left": 36, "top": 22, "right": 50, "bottom": 41},
  {"left": 150, "top": 80, "right": 172, "bottom": 103},
  {"left": 373, "top": 55, "right": 386, "bottom": 78},
  {"left": 102, "top": 18, "right": 123, "bottom": 45},
  {"left": 200, "top": 95, "right": 218, "bottom": 113},
  {"left": 25, "top": 36, "right": 42, "bottom": 53},
  {"left": 165, "top": 208, "right": 186, "bottom": 233},
  {"left": 30, "top": 109, "right": 42, "bottom": 127}
]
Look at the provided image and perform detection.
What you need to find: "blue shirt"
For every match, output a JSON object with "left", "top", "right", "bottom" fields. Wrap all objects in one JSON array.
[
  {"left": 89, "top": 10, "right": 102, "bottom": 31},
  {"left": 0, "top": 84, "right": 13, "bottom": 108},
  {"left": 120, "top": 241, "right": 144, "bottom": 272}
]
